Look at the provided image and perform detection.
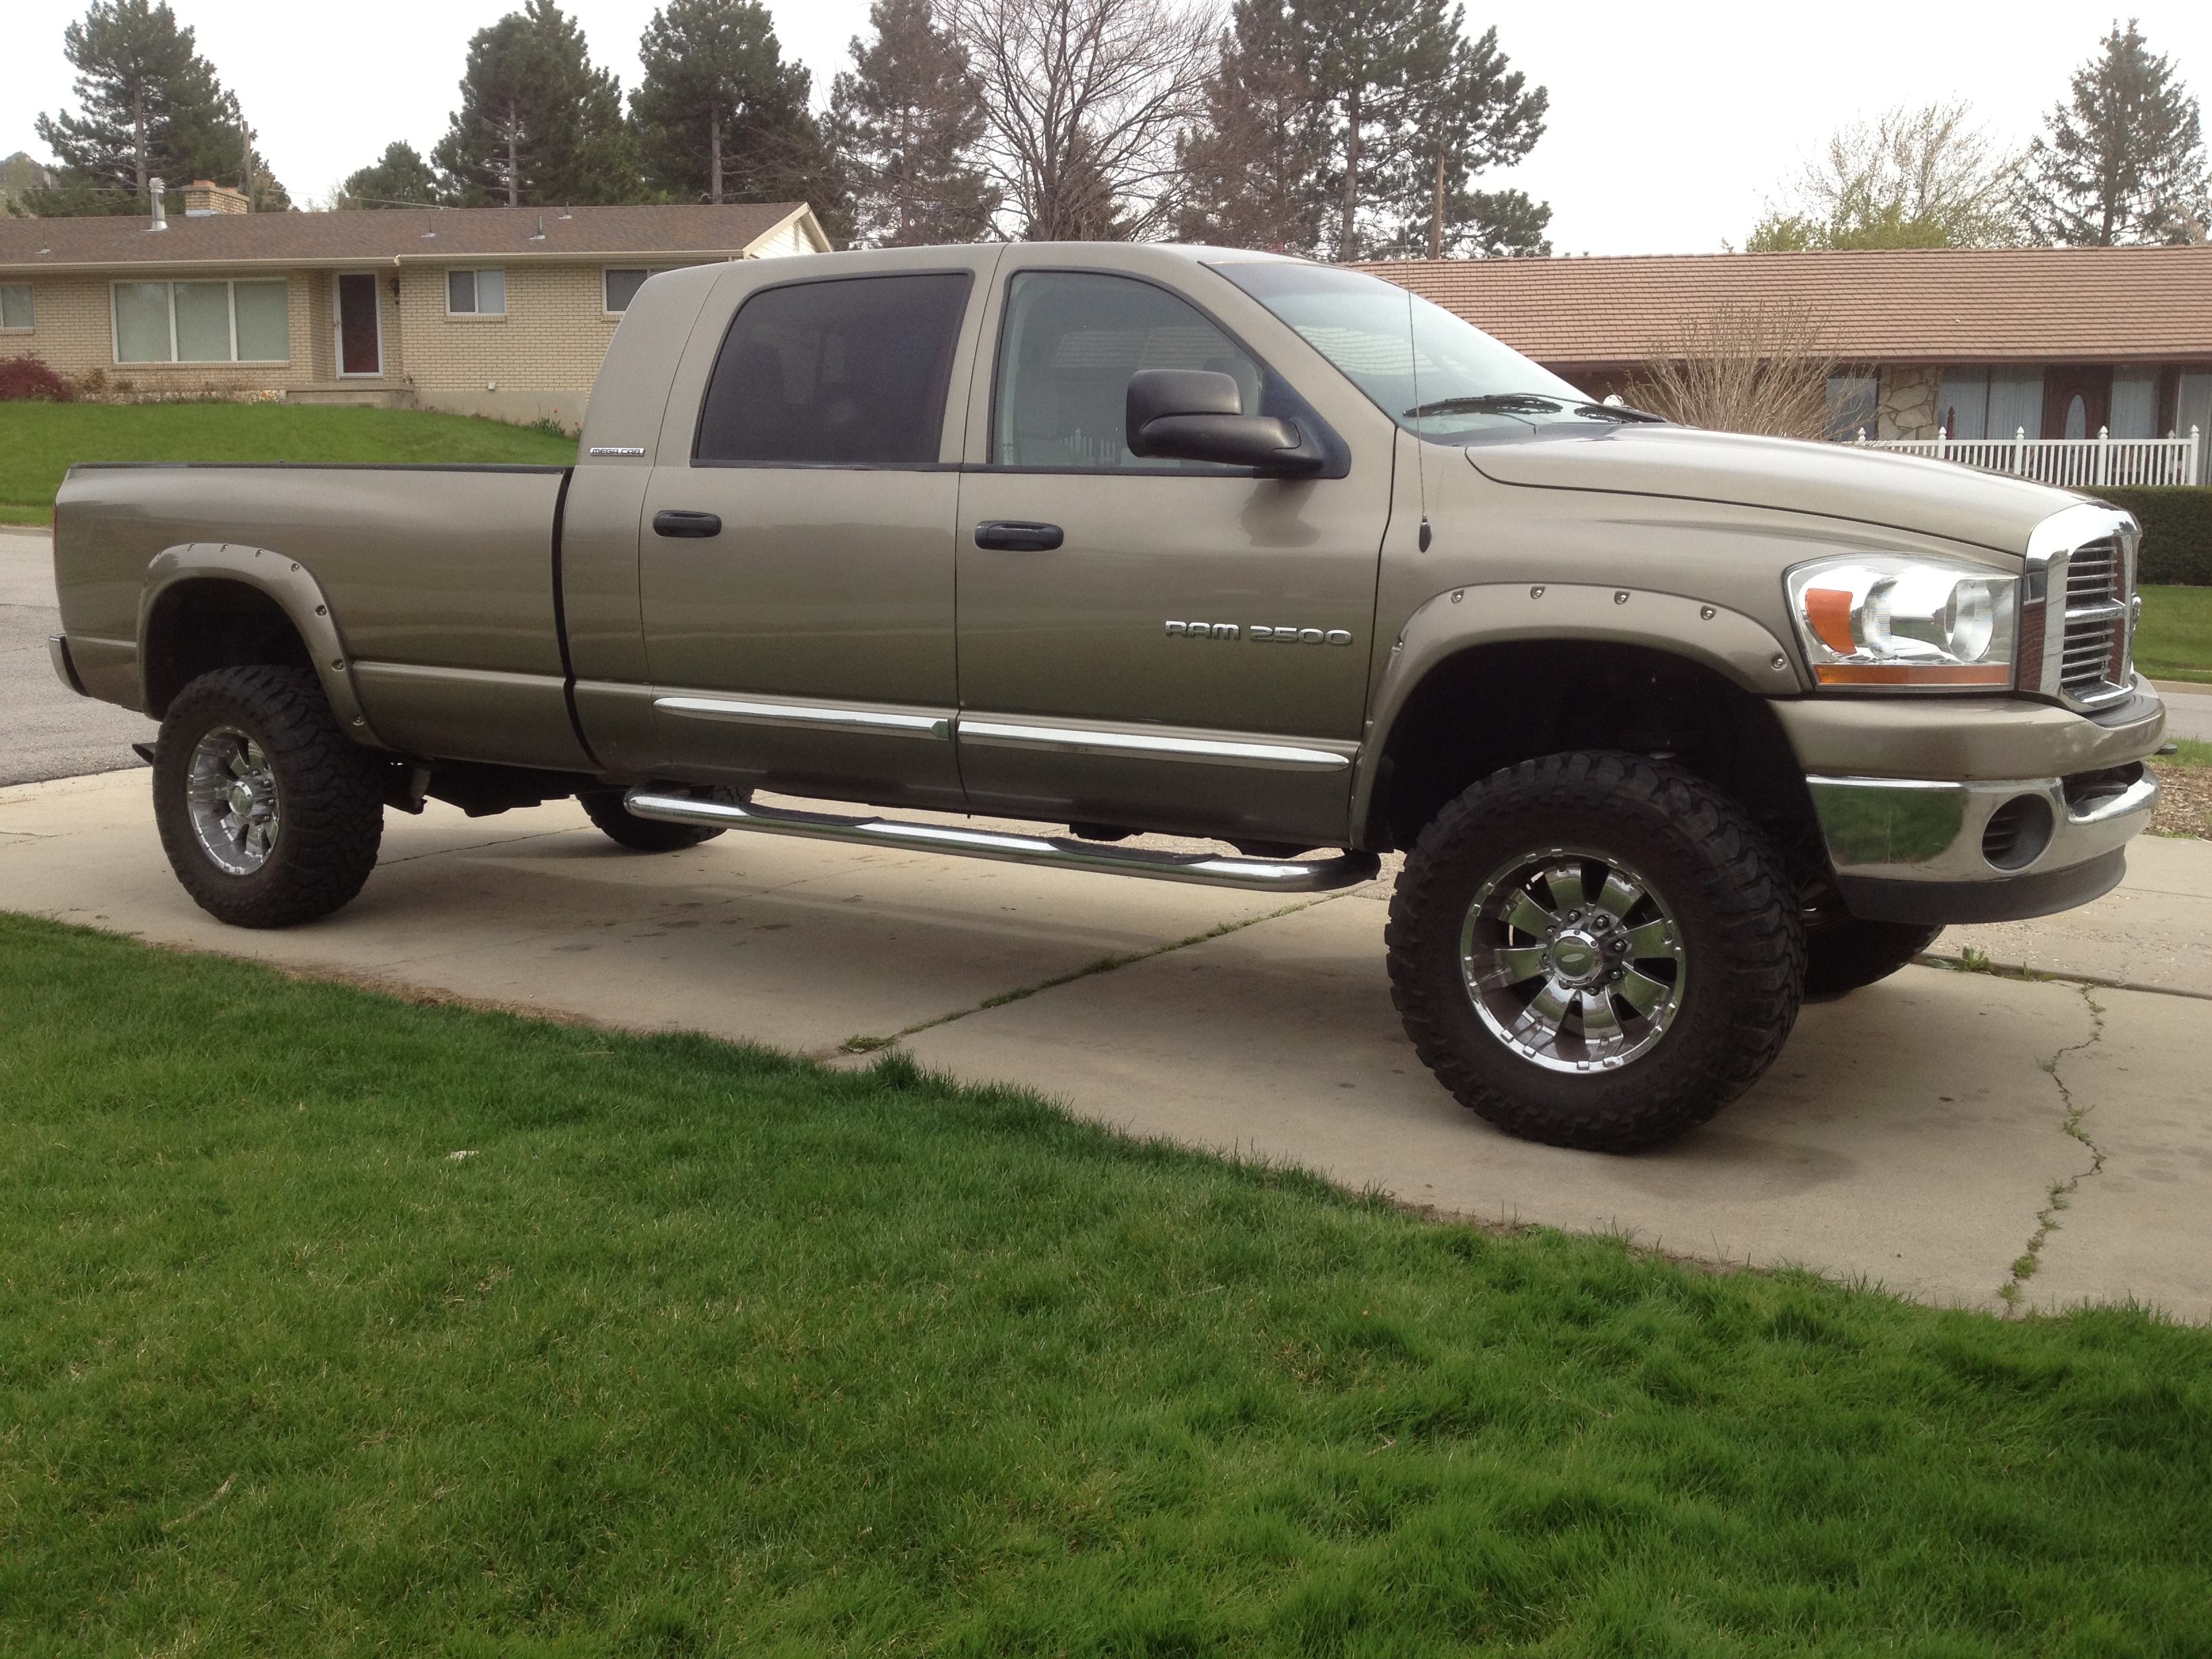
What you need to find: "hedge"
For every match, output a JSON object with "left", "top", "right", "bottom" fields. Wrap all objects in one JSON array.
[{"left": 2095, "top": 487, "right": 2212, "bottom": 586}]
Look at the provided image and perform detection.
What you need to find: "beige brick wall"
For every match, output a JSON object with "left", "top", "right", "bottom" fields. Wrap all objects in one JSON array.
[
  {"left": 1, "top": 257, "right": 726, "bottom": 419},
  {"left": 0, "top": 268, "right": 321, "bottom": 390}
]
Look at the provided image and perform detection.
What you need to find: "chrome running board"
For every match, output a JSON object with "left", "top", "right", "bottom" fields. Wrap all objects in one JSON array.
[{"left": 623, "top": 788, "right": 1380, "bottom": 893}]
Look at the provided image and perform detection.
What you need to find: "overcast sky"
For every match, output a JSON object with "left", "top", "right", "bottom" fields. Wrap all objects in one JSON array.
[{"left": 9, "top": 1, "right": 2212, "bottom": 254}]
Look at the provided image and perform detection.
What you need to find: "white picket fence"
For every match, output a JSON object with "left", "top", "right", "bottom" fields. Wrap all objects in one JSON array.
[{"left": 1848, "top": 426, "right": 2203, "bottom": 489}]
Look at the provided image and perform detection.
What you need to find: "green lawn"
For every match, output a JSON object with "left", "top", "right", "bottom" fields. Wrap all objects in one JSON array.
[
  {"left": 0, "top": 403, "right": 577, "bottom": 520},
  {"left": 3, "top": 915, "right": 2209, "bottom": 1656},
  {"left": 2136, "top": 583, "right": 2212, "bottom": 682}
]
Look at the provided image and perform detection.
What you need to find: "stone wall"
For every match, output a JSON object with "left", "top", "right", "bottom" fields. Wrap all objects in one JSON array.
[{"left": 1877, "top": 366, "right": 1942, "bottom": 440}]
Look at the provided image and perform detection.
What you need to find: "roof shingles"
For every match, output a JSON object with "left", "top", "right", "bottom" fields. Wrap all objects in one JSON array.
[
  {"left": 1358, "top": 246, "right": 2212, "bottom": 367},
  {"left": 0, "top": 202, "right": 812, "bottom": 273}
]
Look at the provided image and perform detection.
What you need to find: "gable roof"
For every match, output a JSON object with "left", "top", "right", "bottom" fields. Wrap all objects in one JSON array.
[
  {"left": 0, "top": 201, "right": 827, "bottom": 276},
  {"left": 1358, "top": 246, "right": 2212, "bottom": 369}
]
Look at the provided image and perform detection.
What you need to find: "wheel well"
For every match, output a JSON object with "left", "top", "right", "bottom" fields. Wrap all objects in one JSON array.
[
  {"left": 1370, "top": 641, "right": 1821, "bottom": 858},
  {"left": 143, "top": 579, "right": 316, "bottom": 718}
]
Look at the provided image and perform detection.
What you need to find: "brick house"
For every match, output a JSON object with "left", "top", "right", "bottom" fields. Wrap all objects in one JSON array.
[
  {"left": 1366, "top": 246, "right": 2212, "bottom": 449},
  {"left": 0, "top": 185, "right": 829, "bottom": 426}
]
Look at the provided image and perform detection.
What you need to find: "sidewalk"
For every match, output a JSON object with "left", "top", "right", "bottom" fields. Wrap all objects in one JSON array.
[{"left": 3, "top": 766, "right": 2206, "bottom": 1323}]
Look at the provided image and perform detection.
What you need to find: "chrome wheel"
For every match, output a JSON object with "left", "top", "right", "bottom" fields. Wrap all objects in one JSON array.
[
  {"left": 1458, "top": 845, "right": 1686, "bottom": 1073},
  {"left": 186, "top": 724, "right": 281, "bottom": 876}
]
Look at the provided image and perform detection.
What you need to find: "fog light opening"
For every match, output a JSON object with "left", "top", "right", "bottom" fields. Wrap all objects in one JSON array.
[{"left": 1982, "top": 795, "right": 2054, "bottom": 872}]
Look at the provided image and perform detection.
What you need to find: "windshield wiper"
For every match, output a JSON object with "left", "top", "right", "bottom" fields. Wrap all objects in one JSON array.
[{"left": 1403, "top": 394, "right": 1666, "bottom": 424}]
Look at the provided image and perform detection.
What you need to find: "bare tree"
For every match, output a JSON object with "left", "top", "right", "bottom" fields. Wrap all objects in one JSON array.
[
  {"left": 1748, "top": 101, "right": 2020, "bottom": 251},
  {"left": 948, "top": 0, "right": 1217, "bottom": 241},
  {"left": 1627, "top": 305, "right": 1837, "bottom": 441}
]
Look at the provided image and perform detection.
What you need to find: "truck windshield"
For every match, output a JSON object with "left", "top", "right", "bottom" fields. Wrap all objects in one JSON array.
[{"left": 1210, "top": 260, "right": 1656, "bottom": 441}]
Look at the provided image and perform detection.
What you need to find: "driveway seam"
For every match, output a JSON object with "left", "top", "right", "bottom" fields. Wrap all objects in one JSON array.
[
  {"left": 1999, "top": 983, "right": 2108, "bottom": 1315},
  {"left": 831, "top": 893, "right": 1353, "bottom": 1059},
  {"left": 1919, "top": 951, "right": 2212, "bottom": 1004}
]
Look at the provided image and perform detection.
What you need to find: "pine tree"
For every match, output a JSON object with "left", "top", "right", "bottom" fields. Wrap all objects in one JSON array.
[
  {"left": 1274, "top": 0, "right": 1548, "bottom": 263},
  {"left": 632, "top": 0, "right": 839, "bottom": 224},
  {"left": 830, "top": 0, "right": 996, "bottom": 246},
  {"left": 33, "top": 0, "right": 253, "bottom": 213},
  {"left": 2017, "top": 22, "right": 2209, "bottom": 245},
  {"left": 1172, "top": 0, "right": 1329, "bottom": 251},
  {"left": 340, "top": 142, "right": 445, "bottom": 209},
  {"left": 432, "top": 0, "right": 635, "bottom": 207}
]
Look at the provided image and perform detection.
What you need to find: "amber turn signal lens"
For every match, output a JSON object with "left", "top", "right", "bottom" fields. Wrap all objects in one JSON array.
[
  {"left": 1814, "top": 663, "right": 2011, "bottom": 687},
  {"left": 1803, "top": 588, "right": 1857, "bottom": 656}
]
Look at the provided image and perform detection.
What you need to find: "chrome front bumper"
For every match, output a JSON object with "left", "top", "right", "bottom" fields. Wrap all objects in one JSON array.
[{"left": 1807, "top": 767, "right": 2158, "bottom": 924}]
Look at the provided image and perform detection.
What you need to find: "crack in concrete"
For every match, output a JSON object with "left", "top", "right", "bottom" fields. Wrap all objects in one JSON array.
[
  {"left": 830, "top": 893, "right": 1353, "bottom": 1059},
  {"left": 1999, "top": 983, "right": 2108, "bottom": 1315}
]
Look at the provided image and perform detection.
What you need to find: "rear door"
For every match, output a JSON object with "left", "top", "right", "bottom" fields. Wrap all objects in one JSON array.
[
  {"left": 951, "top": 258, "right": 1394, "bottom": 848},
  {"left": 635, "top": 252, "right": 998, "bottom": 810}
]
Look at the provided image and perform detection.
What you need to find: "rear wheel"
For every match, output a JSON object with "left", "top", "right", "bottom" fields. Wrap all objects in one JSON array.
[
  {"left": 579, "top": 789, "right": 724, "bottom": 853},
  {"left": 1387, "top": 752, "right": 1805, "bottom": 1151},
  {"left": 1804, "top": 918, "right": 1942, "bottom": 994},
  {"left": 152, "top": 665, "right": 386, "bottom": 928}
]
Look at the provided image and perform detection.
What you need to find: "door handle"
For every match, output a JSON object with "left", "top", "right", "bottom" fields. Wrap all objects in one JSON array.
[
  {"left": 653, "top": 510, "right": 722, "bottom": 538},
  {"left": 973, "top": 520, "right": 1063, "bottom": 552}
]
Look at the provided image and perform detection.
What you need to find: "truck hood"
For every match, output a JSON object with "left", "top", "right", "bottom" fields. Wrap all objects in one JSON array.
[{"left": 1465, "top": 424, "right": 2083, "bottom": 556}]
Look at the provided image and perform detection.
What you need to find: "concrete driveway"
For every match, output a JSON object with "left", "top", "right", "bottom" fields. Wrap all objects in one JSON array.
[
  {"left": 5, "top": 523, "right": 2207, "bottom": 1322},
  {"left": 3, "top": 766, "right": 2207, "bottom": 1324}
]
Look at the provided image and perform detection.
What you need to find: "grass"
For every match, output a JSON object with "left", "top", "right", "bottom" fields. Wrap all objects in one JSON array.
[
  {"left": 2135, "top": 584, "right": 2212, "bottom": 682},
  {"left": 3, "top": 916, "right": 2211, "bottom": 1656},
  {"left": 0, "top": 403, "right": 578, "bottom": 519}
]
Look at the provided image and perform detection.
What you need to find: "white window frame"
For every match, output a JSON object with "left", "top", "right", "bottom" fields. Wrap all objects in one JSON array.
[
  {"left": 331, "top": 272, "right": 386, "bottom": 378},
  {"left": 108, "top": 279, "right": 291, "bottom": 365},
  {"left": 602, "top": 266, "right": 674, "bottom": 317},
  {"left": 445, "top": 268, "right": 508, "bottom": 318},
  {"left": 0, "top": 283, "right": 31, "bottom": 333}
]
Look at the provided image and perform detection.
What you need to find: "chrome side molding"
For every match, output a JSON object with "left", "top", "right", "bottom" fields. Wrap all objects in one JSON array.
[
  {"left": 955, "top": 718, "right": 1352, "bottom": 772},
  {"left": 623, "top": 788, "right": 1380, "bottom": 893},
  {"left": 655, "top": 696, "right": 951, "bottom": 738}
]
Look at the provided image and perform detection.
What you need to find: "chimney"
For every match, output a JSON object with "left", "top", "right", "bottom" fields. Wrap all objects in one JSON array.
[
  {"left": 182, "top": 179, "right": 250, "bottom": 216},
  {"left": 149, "top": 178, "right": 167, "bottom": 231}
]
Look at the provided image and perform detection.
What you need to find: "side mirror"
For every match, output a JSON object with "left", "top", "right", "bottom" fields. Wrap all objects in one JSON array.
[{"left": 1125, "top": 369, "right": 1326, "bottom": 474}]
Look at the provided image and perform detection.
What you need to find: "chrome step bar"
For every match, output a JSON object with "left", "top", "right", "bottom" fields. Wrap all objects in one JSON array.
[{"left": 623, "top": 788, "right": 1380, "bottom": 893}]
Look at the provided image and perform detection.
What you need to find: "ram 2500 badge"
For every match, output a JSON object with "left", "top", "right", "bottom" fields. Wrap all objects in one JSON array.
[{"left": 49, "top": 243, "right": 2164, "bottom": 1149}]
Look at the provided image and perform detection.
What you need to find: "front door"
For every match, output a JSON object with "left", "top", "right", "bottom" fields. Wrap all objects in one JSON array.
[
  {"left": 636, "top": 266, "right": 981, "bottom": 810},
  {"left": 2043, "top": 365, "right": 2112, "bottom": 440},
  {"left": 953, "top": 266, "right": 1392, "bottom": 849},
  {"left": 336, "top": 274, "right": 381, "bottom": 376}
]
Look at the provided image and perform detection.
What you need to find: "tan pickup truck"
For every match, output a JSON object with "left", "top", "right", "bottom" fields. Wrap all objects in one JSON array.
[{"left": 49, "top": 243, "right": 2164, "bottom": 1150}]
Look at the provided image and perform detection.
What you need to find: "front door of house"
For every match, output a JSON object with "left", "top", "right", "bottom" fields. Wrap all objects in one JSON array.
[
  {"left": 2043, "top": 365, "right": 2112, "bottom": 439},
  {"left": 337, "top": 274, "right": 381, "bottom": 376}
]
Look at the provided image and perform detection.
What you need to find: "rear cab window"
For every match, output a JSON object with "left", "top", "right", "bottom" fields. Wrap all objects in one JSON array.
[{"left": 695, "top": 272, "right": 972, "bottom": 467}]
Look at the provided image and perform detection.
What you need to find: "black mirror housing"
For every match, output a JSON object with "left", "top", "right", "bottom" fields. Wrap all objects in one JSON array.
[{"left": 1125, "top": 368, "right": 1326, "bottom": 475}]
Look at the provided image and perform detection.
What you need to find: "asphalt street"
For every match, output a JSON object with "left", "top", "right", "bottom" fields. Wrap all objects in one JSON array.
[{"left": 0, "top": 528, "right": 156, "bottom": 787}]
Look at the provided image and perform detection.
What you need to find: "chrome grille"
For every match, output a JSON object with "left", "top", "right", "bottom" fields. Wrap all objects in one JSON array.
[{"left": 2025, "top": 516, "right": 2137, "bottom": 710}]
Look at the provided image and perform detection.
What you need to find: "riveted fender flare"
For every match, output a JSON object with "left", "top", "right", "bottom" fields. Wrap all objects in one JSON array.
[
  {"left": 1349, "top": 581, "right": 1807, "bottom": 844},
  {"left": 137, "top": 541, "right": 392, "bottom": 749}
]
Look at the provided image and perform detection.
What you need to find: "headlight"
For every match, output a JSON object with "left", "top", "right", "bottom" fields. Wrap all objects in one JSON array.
[{"left": 1784, "top": 555, "right": 2017, "bottom": 689}]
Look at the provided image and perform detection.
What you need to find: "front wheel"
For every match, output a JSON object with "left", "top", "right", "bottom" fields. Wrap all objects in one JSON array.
[
  {"left": 1387, "top": 753, "right": 1805, "bottom": 1151},
  {"left": 152, "top": 665, "right": 386, "bottom": 928}
]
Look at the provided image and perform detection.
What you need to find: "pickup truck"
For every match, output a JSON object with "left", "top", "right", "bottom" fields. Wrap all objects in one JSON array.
[{"left": 49, "top": 242, "right": 2165, "bottom": 1151}]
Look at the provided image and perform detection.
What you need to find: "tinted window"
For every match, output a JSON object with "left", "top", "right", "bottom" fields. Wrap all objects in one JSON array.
[
  {"left": 992, "top": 272, "right": 1263, "bottom": 470},
  {"left": 695, "top": 272, "right": 970, "bottom": 466}
]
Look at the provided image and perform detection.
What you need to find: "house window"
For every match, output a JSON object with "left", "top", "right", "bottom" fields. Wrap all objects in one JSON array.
[
  {"left": 603, "top": 268, "right": 672, "bottom": 314},
  {"left": 0, "top": 283, "right": 31, "bottom": 330},
  {"left": 2179, "top": 373, "right": 2212, "bottom": 445},
  {"left": 112, "top": 279, "right": 289, "bottom": 363},
  {"left": 2110, "top": 369, "right": 2159, "bottom": 439},
  {"left": 1824, "top": 375, "right": 1877, "bottom": 441},
  {"left": 446, "top": 269, "right": 506, "bottom": 315},
  {"left": 1939, "top": 366, "right": 2043, "bottom": 441}
]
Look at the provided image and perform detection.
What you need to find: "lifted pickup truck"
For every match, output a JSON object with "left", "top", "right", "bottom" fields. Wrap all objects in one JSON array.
[{"left": 50, "top": 243, "right": 2164, "bottom": 1150}]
